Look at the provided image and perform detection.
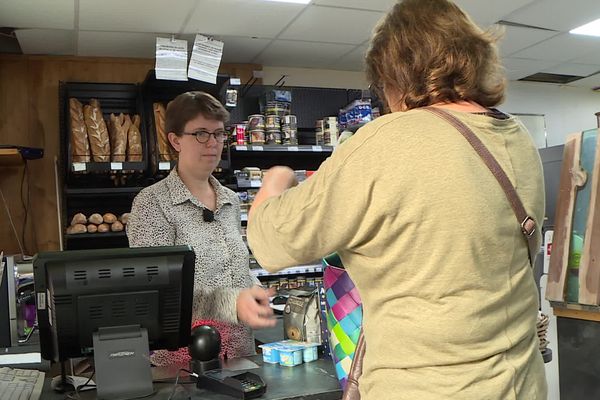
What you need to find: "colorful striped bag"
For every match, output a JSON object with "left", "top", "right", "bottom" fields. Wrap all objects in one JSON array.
[{"left": 322, "top": 253, "right": 363, "bottom": 390}]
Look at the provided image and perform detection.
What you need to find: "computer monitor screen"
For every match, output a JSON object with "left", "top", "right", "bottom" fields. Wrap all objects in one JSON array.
[{"left": 33, "top": 245, "right": 195, "bottom": 399}]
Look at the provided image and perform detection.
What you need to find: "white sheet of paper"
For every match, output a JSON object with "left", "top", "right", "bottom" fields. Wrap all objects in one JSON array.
[
  {"left": 188, "top": 34, "right": 224, "bottom": 84},
  {"left": 155, "top": 37, "right": 188, "bottom": 81},
  {"left": 0, "top": 352, "right": 41, "bottom": 365}
]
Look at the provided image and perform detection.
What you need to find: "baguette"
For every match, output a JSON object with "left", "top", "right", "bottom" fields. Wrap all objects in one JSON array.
[
  {"left": 109, "top": 113, "right": 129, "bottom": 162},
  {"left": 153, "top": 103, "right": 171, "bottom": 161},
  {"left": 84, "top": 99, "right": 111, "bottom": 162},
  {"left": 126, "top": 114, "right": 143, "bottom": 162},
  {"left": 69, "top": 98, "right": 91, "bottom": 162}
]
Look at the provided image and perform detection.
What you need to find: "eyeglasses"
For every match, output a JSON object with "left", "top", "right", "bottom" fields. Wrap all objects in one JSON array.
[{"left": 181, "top": 129, "right": 227, "bottom": 144}]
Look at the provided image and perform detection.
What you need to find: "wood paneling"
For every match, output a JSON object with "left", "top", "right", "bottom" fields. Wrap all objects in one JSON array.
[{"left": 0, "top": 55, "right": 260, "bottom": 255}]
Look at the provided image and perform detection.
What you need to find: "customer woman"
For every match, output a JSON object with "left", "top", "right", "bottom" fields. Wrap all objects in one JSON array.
[
  {"left": 127, "top": 91, "right": 274, "bottom": 365},
  {"left": 247, "top": 0, "right": 547, "bottom": 399}
]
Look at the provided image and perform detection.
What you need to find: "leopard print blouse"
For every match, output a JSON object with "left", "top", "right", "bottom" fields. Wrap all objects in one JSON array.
[{"left": 127, "top": 168, "right": 256, "bottom": 365}]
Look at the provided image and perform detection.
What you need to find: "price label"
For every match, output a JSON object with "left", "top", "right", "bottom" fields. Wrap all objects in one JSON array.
[
  {"left": 110, "top": 162, "right": 123, "bottom": 170},
  {"left": 230, "top": 78, "right": 241, "bottom": 85},
  {"left": 252, "top": 146, "right": 264, "bottom": 151},
  {"left": 159, "top": 161, "right": 171, "bottom": 170},
  {"left": 241, "top": 213, "right": 248, "bottom": 221},
  {"left": 235, "top": 145, "right": 247, "bottom": 151},
  {"left": 288, "top": 146, "right": 299, "bottom": 152},
  {"left": 250, "top": 180, "right": 262, "bottom": 188},
  {"left": 72, "top": 162, "right": 86, "bottom": 172},
  {"left": 312, "top": 146, "right": 323, "bottom": 152}
]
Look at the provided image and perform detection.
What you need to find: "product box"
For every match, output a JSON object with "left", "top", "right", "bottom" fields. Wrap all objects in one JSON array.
[{"left": 283, "top": 288, "right": 322, "bottom": 344}]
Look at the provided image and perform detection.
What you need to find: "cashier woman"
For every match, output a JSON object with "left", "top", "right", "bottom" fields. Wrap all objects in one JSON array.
[{"left": 127, "top": 91, "right": 274, "bottom": 365}]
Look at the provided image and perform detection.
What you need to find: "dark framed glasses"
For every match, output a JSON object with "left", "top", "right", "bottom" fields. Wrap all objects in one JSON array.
[{"left": 181, "top": 129, "right": 227, "bottom": 144}]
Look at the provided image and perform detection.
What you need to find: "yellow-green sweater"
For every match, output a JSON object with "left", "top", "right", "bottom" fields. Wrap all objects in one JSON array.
[{"left": 248, "top": 108, "right": 547, "bottom": 399}]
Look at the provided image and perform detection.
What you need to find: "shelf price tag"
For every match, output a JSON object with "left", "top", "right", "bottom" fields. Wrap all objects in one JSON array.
[
  {"left": 250, "top": 180, "right": 262, "bottom": 188},
  {"left": 110, "top": 162, "right": 123, "bottom": 170},
  {"left": 72, "top": 162, "right": 86, "bottom": 172},
  {"left": 312, "top": 146, "right": 323, "bottom": 152},
  {"left": 288, "top": 146, "right": 299, "bottom": 152},
  {"left": 235, "top": 145, "right": 247, "bottom": 151},
  {"left": 159, "top": 161, "right": 171, "bottom": 170},
  {"left": 252, "top": 146, "right": 264, "bottom": 151},
  {"left": 240, "top": 213, "right": 248, "bottom": 221}
]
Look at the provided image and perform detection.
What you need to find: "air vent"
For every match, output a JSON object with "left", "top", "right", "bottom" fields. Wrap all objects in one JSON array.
[
  {"left": 123, "top": 267, "right": 135, "bottom": 278},
  {"left": 98, "top": 268, "right": 111, "bottom": 279},
  {"left": 53, "top": 294, "right": 72, "bottom": 306},
  {"left": 111, "top": 300, "right": 126, "bottom": 318},
  {"left": 135, "top": 301, "right": 150, "bottom": 316},
  {"left": 73, "top": 270, "right": 87, "bottom": 281},
  {"left": 89, "top": 305, "right": 103, "bottom": 320},
  {"left": 162, "top": 289, "right": 181, "bottom": 332},
  {"left": 162, "top": 315, "right": 180, "bottom": 333},
  {"left": 146, "top": 266, "right": 159, "bottom": 277},
  {"left": 519, "top": 72, "right": 585, "bottom": 84}
]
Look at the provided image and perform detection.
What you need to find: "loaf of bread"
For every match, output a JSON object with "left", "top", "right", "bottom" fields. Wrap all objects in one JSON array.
[
  {"left": 71, "top": 213, "right": 87, "bottom": 225},
  {"left": 89, "top": 213, "right": 103, "bottom": 225},
  {"left": 119, "top": 212, "right": 130, "bottom": 225},
  {"left": 111, "top": 221, "right": 124, "bottom": 232},
  {"left": 103, "top": 213, "right": 117, "bottom": 224},
  {"left": 67, "top": 224, "right": 87, "bottom": 234},
  {"left": 84, "top": 99, "right": 111, "bottom": 162},
  {"left": 87, "top": 224, "right": 98, "bottom": 233},
  {"left": 109, "top": 113, "right": 129, "bottom": 162},
  {"left": 153, "top": 103, "right": 171, "bottom": 161},
  {"left": 98, "top": 223, "right": 110, "bottom": 233},
  {"left": 126, "top": 114, "right": 143, "bottom": 162},
  {"left": 69, "top": 98, "right": 91, "bottom": 162}
]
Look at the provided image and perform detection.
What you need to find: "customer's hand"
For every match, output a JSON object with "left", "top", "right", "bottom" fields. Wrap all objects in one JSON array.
[
  {"left": 249, "top": 166, "right": 298, "bottom": 219},
  {"left": 237, "top": 286, "right": 277, "bottom": 329}
]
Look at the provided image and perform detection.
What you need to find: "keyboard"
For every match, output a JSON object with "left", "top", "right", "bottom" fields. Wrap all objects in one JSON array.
[{"left": 0, "top": 367, "right": 45, "bottom": 400}]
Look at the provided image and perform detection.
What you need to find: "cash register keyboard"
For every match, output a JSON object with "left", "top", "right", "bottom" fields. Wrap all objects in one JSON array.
[{"left": 0, "top": 367, "right": 44, "bottom": 400}]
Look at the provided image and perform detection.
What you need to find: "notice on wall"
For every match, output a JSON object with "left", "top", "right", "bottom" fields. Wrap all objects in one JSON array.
[
  {"left": 188, "top": 34, "right": 224, "bottom": 84},
  {"left": 155, "top": 37, "right": 188, "bottom": 81}
]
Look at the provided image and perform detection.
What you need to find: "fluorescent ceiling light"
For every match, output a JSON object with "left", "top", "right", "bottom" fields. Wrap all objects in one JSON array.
[
  {"left": 570, "top": 18, "right": 600, "bottom": 37},
  {"left": 262, "top": 0, "right": 311, "bottom": 4}
]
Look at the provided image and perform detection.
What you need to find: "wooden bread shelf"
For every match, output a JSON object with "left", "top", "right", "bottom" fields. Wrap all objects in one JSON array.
[{"left": 0, "top": 148, "right": 24, "bottom": 166}]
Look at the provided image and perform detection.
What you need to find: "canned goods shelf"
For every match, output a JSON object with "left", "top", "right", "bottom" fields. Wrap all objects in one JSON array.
[{"left": 231, "top": 145, "right": 334, "bottom": 153}]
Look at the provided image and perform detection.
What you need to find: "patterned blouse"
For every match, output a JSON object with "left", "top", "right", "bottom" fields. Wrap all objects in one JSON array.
[{"left": 127, "top": 168, "right": 256, "bottom": 364}]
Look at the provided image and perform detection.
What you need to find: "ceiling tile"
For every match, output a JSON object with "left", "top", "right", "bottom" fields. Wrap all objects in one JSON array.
[
  {"left": 510, "top": 33, "right": 600, "bottom": 62},
  {"left": 311, "top": 0, "right": 395, "bottom": 12},
  {"left": 78, "top": 31, "right": 157, "bottom": 58},
  {"left": 280, "top": 5, "right": 383, "bottom": 45},
  {"left": 542, "top": 63, "right": 600, "bottom": 77},
  {"left": 498, "top": 25, "right": 559, "bottom": 57},
  {"left": 183, "top": 0, "right": 306, "bottom": 38},
  {"left": 453, "top": 0, "right": 537, "bottom": 27},
  {"left": 15, "top": 29, "right": 75, "bottom": 55},
  {"left": 567, "top": 72, "right": 600, "bottom": 88},
  {"left": 0, "top": 0, "right": 74, "bottom": 29},
  {"left": 502, "top": 57, "right": 561, "bottom": 80},
  {"left": 79, "top": 0, "right": 196, "bottom": 34},
  {"left": 503, "top": 0, "right": 600, "bottom": 32},
  {"left": 255, "top": 40, "right": 354, "bottom": 69},
  {"left": 181, "top": 34, "right": 272, "bottom": 63},
  {"left": 331, "top": 44, "right": 368, "bottom": 71}
]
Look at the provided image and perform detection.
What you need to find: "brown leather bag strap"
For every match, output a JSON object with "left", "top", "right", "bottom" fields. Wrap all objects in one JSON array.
[{"left": 424, "top": 106, "right": 538, "bottom": 266}]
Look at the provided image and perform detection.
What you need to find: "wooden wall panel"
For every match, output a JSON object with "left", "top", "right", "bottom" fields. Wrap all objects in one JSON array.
[{"left": 0, "top": 55, "right": 260, "bottom": 255}]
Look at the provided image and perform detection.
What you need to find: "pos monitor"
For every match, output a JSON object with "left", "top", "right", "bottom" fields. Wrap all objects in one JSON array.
[{"left": 33, "top": 245, "right": 195, "bottom": 400}]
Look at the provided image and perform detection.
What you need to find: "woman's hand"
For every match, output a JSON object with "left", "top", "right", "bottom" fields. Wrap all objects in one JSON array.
[
  {"left": 249, "top": 166, "right": 298, "bottom": 219},
  {"left": 236, "top": 286, "right": 277, "bottom": 329}
]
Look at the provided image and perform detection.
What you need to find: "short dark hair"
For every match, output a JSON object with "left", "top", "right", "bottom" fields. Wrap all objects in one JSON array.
[
  {"left": 366, "top": 0, "right": 505, "bottom": 110},
  {"left": 165, "top": 91, "right": 229, "bottom": 135}
]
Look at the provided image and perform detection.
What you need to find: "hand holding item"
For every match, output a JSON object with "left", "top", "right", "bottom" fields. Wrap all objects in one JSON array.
[
  {"left": 249, "top": 166, "right": 298, "bottom": 220},
  {"left": 236, "top": 286, "right": 276, "bottom": 329}
]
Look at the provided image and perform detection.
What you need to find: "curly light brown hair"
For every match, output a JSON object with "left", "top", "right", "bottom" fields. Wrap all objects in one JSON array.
[{"left": 366, "top": 0, "right": 505, "bottom": 111}]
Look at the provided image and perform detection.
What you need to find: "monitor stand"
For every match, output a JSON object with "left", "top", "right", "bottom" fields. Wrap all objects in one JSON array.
[{"left": 93, "top": 325, "right": 153, "bottom": 400}]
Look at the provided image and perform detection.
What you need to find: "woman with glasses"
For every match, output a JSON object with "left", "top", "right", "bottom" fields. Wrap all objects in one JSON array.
[
  {"left": 127, "top": 91, "right": 275, "bottom": 365},
  {"left": 247, "top": 0, "right": 547, "bottom": 399}
]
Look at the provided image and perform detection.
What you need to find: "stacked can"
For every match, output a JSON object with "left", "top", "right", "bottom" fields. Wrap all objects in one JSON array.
[
  {"left": 281, "top": 115, "right": 298, "bottom": 145},
  {"left": 323, "top": 117, "right": 338, "bottom": 146},
  {"left": 315, "top": 119, "right": 325, "bottom": 146},
  {"left": 265, "top": 101, "right": 290, "bottom": 117},
  {"left": 265, "top": 115, "right": 282, "bottom": 145},
  {"left": 247, "top": 114, "right": 265, "bottom": 144}
]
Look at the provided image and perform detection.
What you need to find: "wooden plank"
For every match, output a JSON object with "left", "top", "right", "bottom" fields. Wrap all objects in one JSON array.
[
  {"left": 546, "top": 133, "right": 586, "bottom": 301},
  {"left": 553, "top": 307, "right": 600, "bottom": 322},
  {"left": 579, "top": 129, "right": 600, "bottom": 304},
  {"left": 0, "top": 149, "right": 23, "bottom": 166}
]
